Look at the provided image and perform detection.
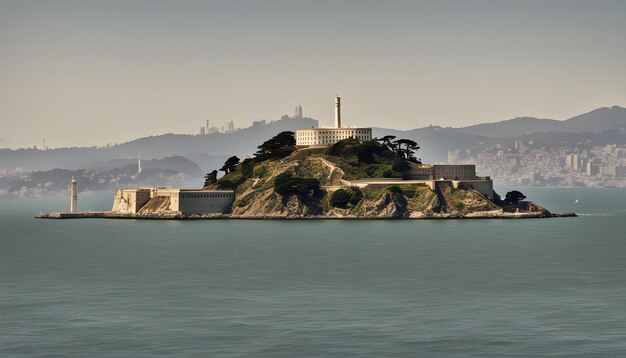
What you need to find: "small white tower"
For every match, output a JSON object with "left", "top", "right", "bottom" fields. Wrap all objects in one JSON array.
[
  {"left": 335, "top": 96, "right": 341, "bottom": 128},
  {"left": 70, "top": 176, "right": 77, "bottom": 213},
  {"left": 137, "top": 156, "right": 142, "bottom": 176}
]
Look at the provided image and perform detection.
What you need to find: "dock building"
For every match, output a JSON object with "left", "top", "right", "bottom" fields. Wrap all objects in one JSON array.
[{"left": 112, "top": 188, "right": 234, "bottom": 214}]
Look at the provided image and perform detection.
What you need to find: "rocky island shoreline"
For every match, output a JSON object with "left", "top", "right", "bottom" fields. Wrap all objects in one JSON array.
[{"left": 38, "top": 131, "right": 576, "bottom": 220}]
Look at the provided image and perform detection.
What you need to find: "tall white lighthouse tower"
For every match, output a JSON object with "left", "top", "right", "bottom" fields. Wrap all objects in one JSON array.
[
  {"left": 70, "top": 176, "right": 77, "bottom": 213},
  {"left": 334, "top": 96, "right": 341, "bottom": 128}
]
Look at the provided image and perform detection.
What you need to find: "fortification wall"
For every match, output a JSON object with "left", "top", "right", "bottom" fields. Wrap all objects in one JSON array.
[
  {"left": 111, "top": 188, "right": 151, "bottom": 213},
  {"left": 111, "top": 188, "right": 234, "bottom": 214},
  {"left": 453, "top": 179, "right": 494, "bottom": 200},
  {"left": 179, "top": 191, "right": 234, "bottom": 214}
]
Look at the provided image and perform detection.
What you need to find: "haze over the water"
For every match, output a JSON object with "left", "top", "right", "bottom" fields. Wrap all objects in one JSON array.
[{"left": 1, "top": 0, "right": 625, "bottom": 148}]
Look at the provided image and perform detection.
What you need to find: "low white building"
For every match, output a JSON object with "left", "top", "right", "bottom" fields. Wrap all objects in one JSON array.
[
  {"left": 296, "top": 127, "right": 373, "bottom": 146},
  {"left": 407, "top": 164, "right": 478, "bottom": 180},
  {"left": 295, "top": 97, "right": 372, "bottom": 147},
  {"left": 112, "top": 188, "right": 234, "bottom": 214}
]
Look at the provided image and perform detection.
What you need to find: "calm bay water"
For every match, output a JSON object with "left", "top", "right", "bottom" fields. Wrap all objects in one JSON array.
[{"left": 1, "top": 188, "right": 626, "bottom": 357}]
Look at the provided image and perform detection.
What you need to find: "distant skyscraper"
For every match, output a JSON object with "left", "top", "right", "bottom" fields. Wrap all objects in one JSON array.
[
  {"left": 294, "top": 105, "right": 303, "bottom": 119},
  {"left": 565, "top": 154, "right": 580, "bottom": 171},
  {"left": 586, "top": 161, "right": 600, "bottom": 176},
  {"left": 600, "top": 165, "right": 617, "bottom": 177},
  {"left": 222, "top": 121, "right": 235, "bottom": 133},
  {"left": 200, "top": 127, "right": 206, "bottom": 135}
]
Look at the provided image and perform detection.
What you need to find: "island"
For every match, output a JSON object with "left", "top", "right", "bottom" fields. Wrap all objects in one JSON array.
[
  {"left": 37, "top": 132, "right": 575, "bottom": 220},
  {"left": 37, "top": 97, "right": 575, "bottom": 220}
]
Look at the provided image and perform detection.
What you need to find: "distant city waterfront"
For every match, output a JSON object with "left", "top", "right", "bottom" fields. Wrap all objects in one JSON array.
[
  {"left": 449, "top": 143, "right": 626, "bottom": 188},
  {"left": 2, "top": 188, "right": 626, "bottom": 357}
]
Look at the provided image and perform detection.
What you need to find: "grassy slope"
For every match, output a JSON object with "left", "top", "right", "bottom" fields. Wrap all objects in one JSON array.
[
  {"left": 445, "top": 188, "right": 501, "bottom": 215},
  {"left": 210, "top": 140, "right": 499, "bottom": 217}
]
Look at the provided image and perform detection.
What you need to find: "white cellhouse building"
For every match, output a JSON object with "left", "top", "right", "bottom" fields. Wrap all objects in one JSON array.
[{"left": 295, "top": 97, "right": 372, "bottom": 146}]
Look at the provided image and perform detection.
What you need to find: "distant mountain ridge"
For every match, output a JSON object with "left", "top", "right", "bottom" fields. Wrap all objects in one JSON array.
[
  {"left": 456, "top": 106, "right": 626, "bottom": 138},
  {"left": 457, "top": 117, "right": 562, "bottom": 138},
  {"left": 0, "top": 117, "right": 318, "bottom": 171},
  {"left": 0, "top": 106, "right": 624, "bottom": 170},
  {"left": 1, "top": 156, "right": 204, "bottom": 197}
]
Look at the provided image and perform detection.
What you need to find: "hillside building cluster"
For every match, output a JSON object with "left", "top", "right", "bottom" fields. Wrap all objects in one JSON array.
[
  {"left": 199, "top": 120, "right": 236, "bottom": 135},
  {"left": 292, "top": 97, "right": 493, "bottom": 199},
  {"left": 449, "top": 140, "right": 626, "bottom": 188}
]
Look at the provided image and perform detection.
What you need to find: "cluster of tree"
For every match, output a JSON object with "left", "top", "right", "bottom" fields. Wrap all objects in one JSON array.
[
  {"left": 203, "top": 170, "right": 218, "bottom": 187},
  {"left": 203, "top": 131, "right": 297, "bottom": 189},
  {"left": 328, "top": 138, "right": 388, "bottom": 165},
  {"left": 219, "top": 156, "right": 240, "bottom": 174},
  {"left": 329, "top": 187, "right": 363, "bottom": 208},
  {"left": 376, "top": 135, "right": 421, "bottom": 163},
  {"left": 273, "top": 172, "right": 320, "bottom": 197},
  {"left": 255, "top": 131, "right": 296, "bottom": 160},
  {"left": 503, "top": 190, "right": 527, "bottom": 205}
]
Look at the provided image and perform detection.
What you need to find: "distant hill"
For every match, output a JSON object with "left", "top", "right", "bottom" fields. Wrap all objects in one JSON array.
[
  {"left": 1, "top": 106, "right": 625, "bottom": 171},
  {"left": 456, "top": 106, "right": 626, "bottom": 138},
  {"left": 0, "top": 117, "right": 317, "bottom": 171},
  {"left": 458, "top": 117, "right": 561, "bottom": 138},
  {"left": 372, "top": 126, "right": 496, "bottom": 163},
  {"left": 0, "top": 156, "right": 206, "bottom": 197},
  {"left": 556, "top": 106, "right": 626, "bottom": 133},
  {"left": 86, "top": 156, "right": 204, "bottom": 177}
]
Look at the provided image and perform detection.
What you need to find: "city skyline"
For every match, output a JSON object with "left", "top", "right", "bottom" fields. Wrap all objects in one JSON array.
[{"left": 2, "top": 0, "right": 625, "bottom": 148}]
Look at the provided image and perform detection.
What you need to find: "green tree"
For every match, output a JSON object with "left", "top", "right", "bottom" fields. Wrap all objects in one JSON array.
[
  {"left": 392, "top": 157, "right": 410, "bottom": 173},
  {"left": 504, "top": 190, "right": 527, "bottom": 205},
  {"left": 220, "top": 156, "right": 240, "bottom": 174},
  {"left": 330, "top": 189, "right": 350, "bottom": 208},
  {"left": 327, "top": 137, "right": 360, "bottom": 156},
  {"left": 274, "top": 173, "right": 320, "bottom": 196},
  {"left": 347, "top": 186, "right": 363, "bottom": 205},
  {"left": 356, "top": 141, "right": 379, "bottom": 164},
  {"left": 203, "top": 170, "right": 218, "bottom": 187},
  {"left": 393, "top": 139, "right": 420, "bottom": 161},
  {"left": 376, "top": 135, "right": 397, "bottom": 152},
  {"left": 255, "top": 131, "right": 296, "bottom": 160}
]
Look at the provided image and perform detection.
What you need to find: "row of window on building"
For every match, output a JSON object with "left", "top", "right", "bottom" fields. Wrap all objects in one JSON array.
[{"left": 181, "top": 193, "right": 233, "bottom": 199}]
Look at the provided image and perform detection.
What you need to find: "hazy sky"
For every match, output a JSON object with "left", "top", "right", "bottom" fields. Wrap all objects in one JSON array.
[{"left": 1, "top": 0, "right": 625, "bottom": 148}]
